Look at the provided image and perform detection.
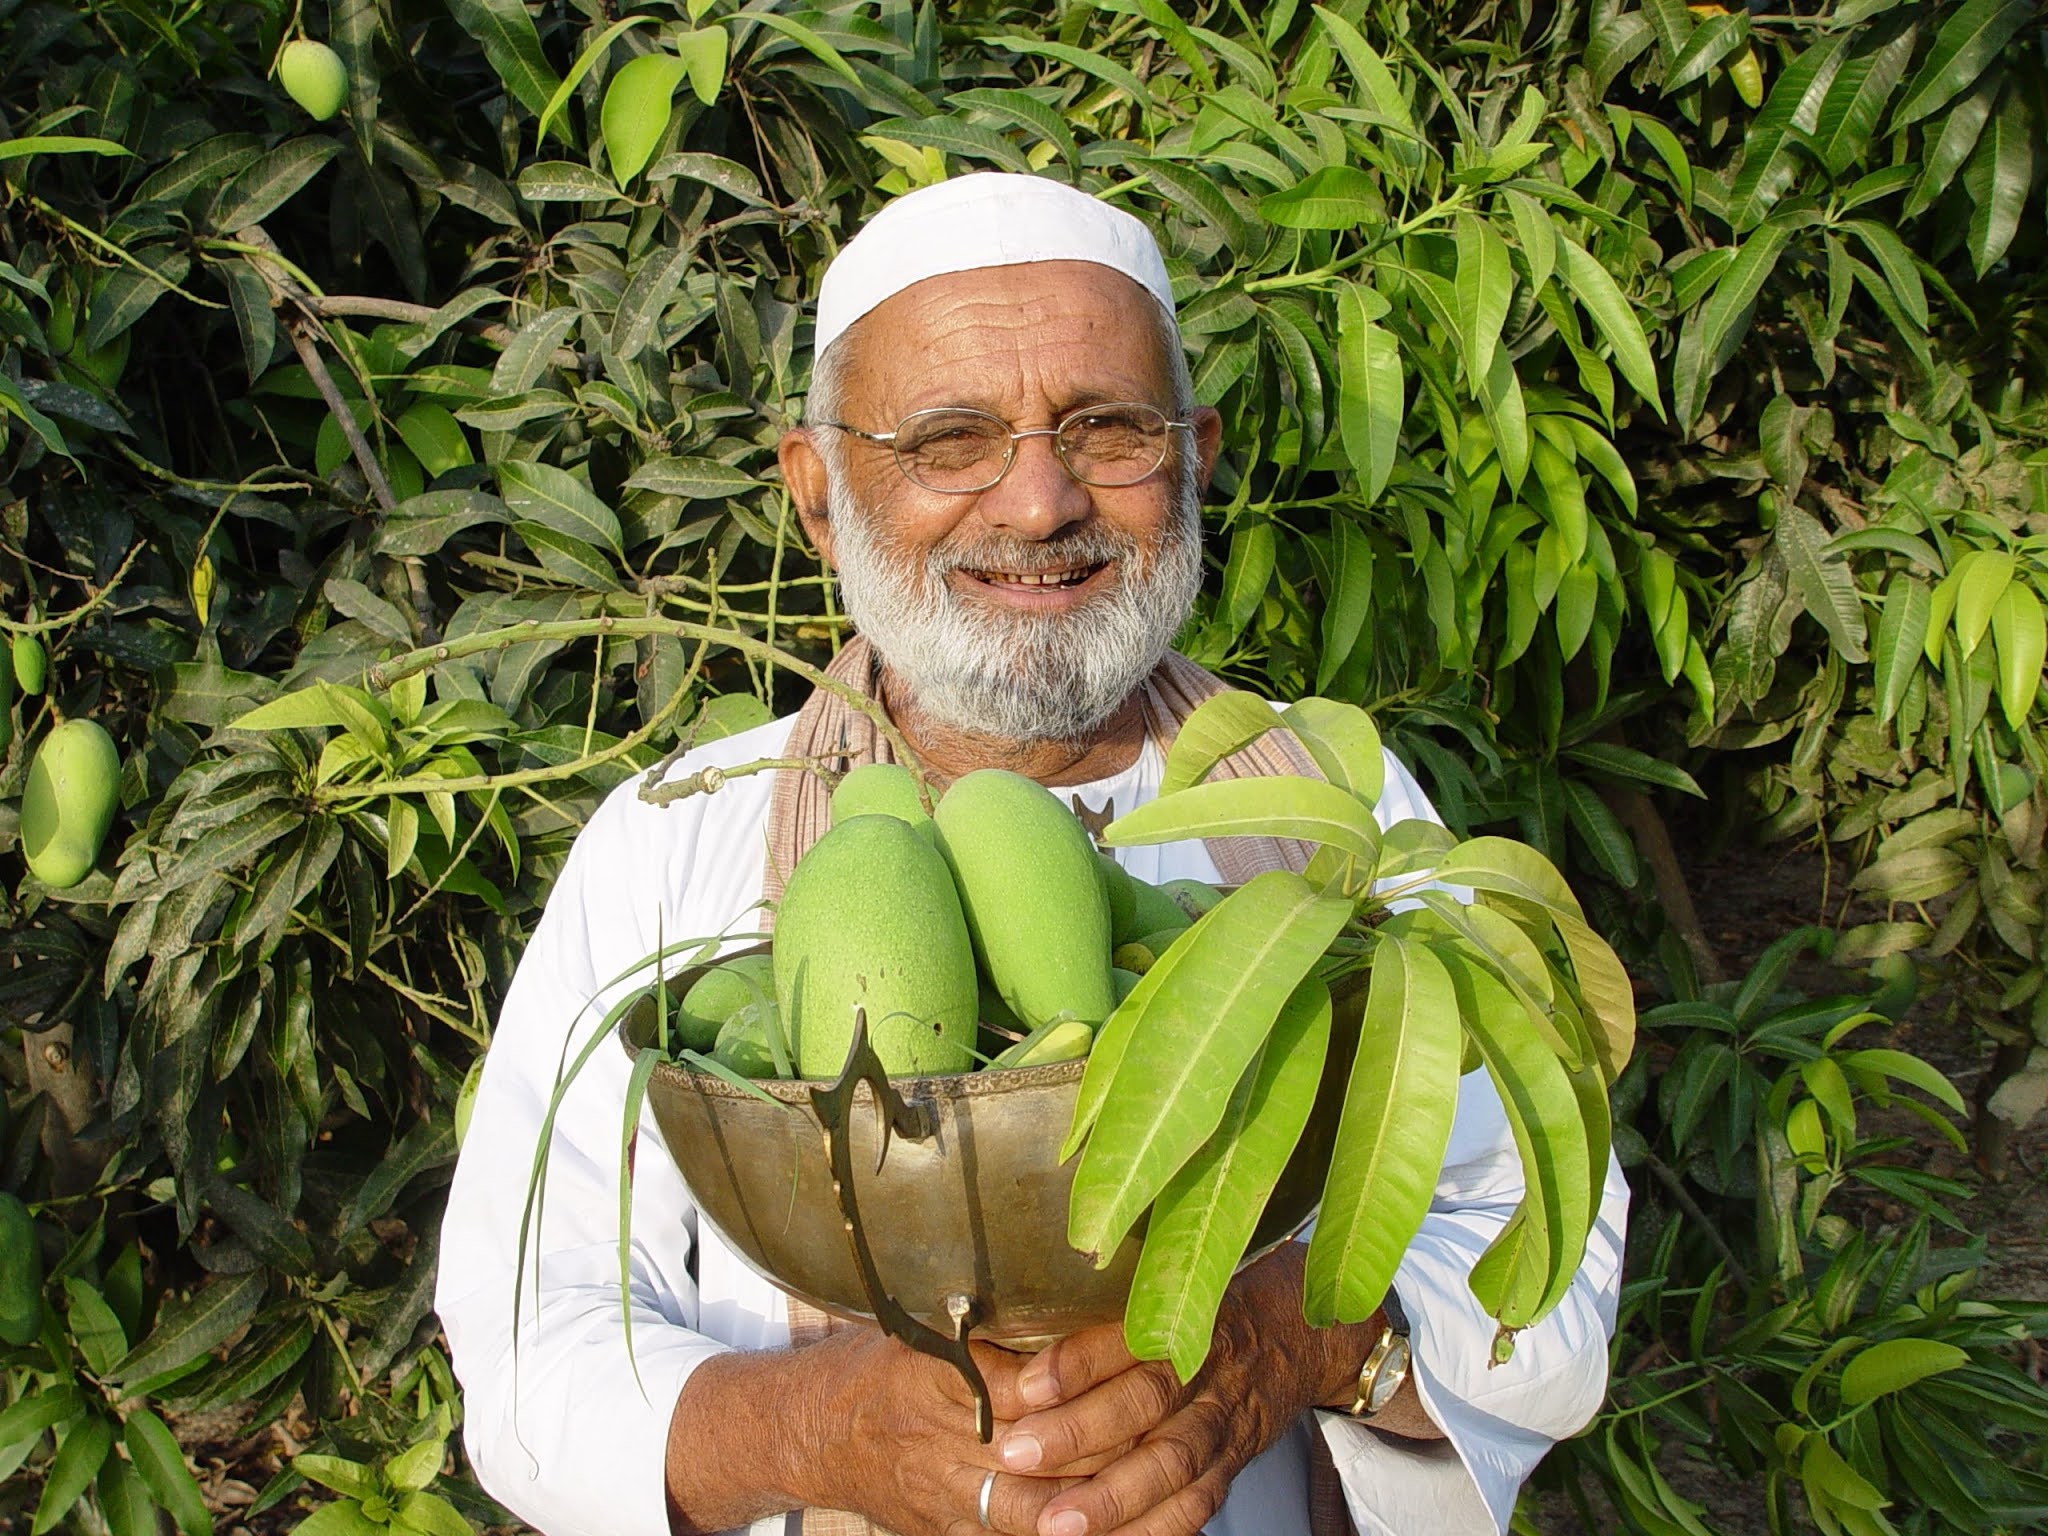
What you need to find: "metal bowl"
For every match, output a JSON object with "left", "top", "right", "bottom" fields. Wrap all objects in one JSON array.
[{"left": 624, "top": 946, "right": 1362, "bottom": 1346}]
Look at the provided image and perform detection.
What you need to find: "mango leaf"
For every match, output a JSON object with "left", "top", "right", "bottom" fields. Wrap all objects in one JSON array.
[
  {"left": 1990, "top": 581, "right": 2045, "bottom": 730},
  {"left": 449, "top": 0, "right": 563, "bottom": 120},
  {"left": 1454, "top": 211, "right": 1513, "bottom": 391},
  {"left": 1312, "top": 6, "right": 1415, "bottom": 135},
  {"left": 674, "top": 26, "right": 727, "bottom": 106},
  {"left": 1333, "top": 286, "right": 1400, "bottom": 505},
  {"left": 1963, "top": 87, "right": 2033, "bottom": 277},
  {"left": 534, "top": 15, "right": 660, "bottom": 145},
  {"left": 0, "top": 1385, "right": 86, "bottom": 1450},
  {"left": 376, "top": 489, "right": 511, "bottom": 557},
  {"left": 109, "top": 1271, "right": 265, "bottom": 1385},
  {"left": 516, "top": 161, "right": 620, "bottom": 201},
  {"left": 1725, "top": 37, "right": 1844, "bottom": 232},
  {"left": 1065, "top": 914, "right": 1210, "bottom": 1160},
  {"left": 394, "top": 1493, "right": 475, "bottom": 1536},
  {"left": 1219, "top": 517, "right": 1275, "bottom": 637},
  {"left": 1315, "top": 518, "right": 1376, "bottom": 692},
  {"left": 1303, "top": 936, "right": 1460, "bottom": 1325},
  {"left": 1159, "top": 689, "right": 1283, "bottom": 794},
  {"left": 1104, "top": 776, "right": 1381, "bottom": 860},
  {"left": 96, "top": 1457, "right": 156, "bottom": 1536},
  {"left": 747, "top": 11, "right": 864, "bottom": 88},
  {"left": 1125, "top": 975, "right": 1331, "bottom": 1379},
  {"left": 602, "top": 53, "right": 688, "bottom": 183},
  {"left": 1553, "top": 234, "right": 1662, "bottom": 417},
  {"left": 1451, "top": 950, "right": 1593, "bottom": 1326},
  {"left": 1952, "top": 549, "right": 2015, "bottom": 658},
  {"left": 1836, "top": 1049, "right": 1965, "bottom": 1113},
  {"left": 497, "top": 460, "right": 622, "bottom": 555},
  {"left": 1890, "top": 0, "right": 2029, "bottom": 129},
  {"left": 1258, "top": 166, "right": 1380, "bottom": 229},
  {"left": 31, "top": 1415, "right": 112, "bottom": 1536},
  {"left": 1778, "top": 504, "right": 1867, "bottom": 663},
  {"left": 994, "top": 34, "right": 1152, "bottom": 110},
  {"left": 1839, "top": 1337, "right": 1970, "bottom": 1404},
  {"left": 124, "top": 1409, "right": 212, "bottom": 1536},
  {"left": 1816, "top": 28, "right": 1918, "bottom": 177},
  {"left": 62, "top": 1277, "right": 127, "bottom": 1377},
  {"left": 1280, "top": 697, "right": 1385, "bottom": 806},
  {"left": 1068, "top": 871, "right": 1352, "bottom": 1259},
  {"left": 208, "top": 138, "right": 342, "bottom": 233},
  {"left": 625, "top": 456, "right": 760, "bottom": 499}
]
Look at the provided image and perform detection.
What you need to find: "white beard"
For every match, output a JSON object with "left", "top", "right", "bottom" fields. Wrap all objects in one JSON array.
[{"left": 826, "top": 458, "right": 1205, "bottom": 745}]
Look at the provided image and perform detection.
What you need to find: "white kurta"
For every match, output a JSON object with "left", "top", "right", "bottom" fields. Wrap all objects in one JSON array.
[{"left": 435, "top": 713, "right": 1631, "bottom": 1536}]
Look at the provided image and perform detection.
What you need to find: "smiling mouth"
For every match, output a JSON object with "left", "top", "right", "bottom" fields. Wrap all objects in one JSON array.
[{"left": 964, "top": 562, "right": 1107, "bottom": 590}]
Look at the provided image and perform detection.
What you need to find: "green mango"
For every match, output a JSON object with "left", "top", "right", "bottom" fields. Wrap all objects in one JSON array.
[
  {"left": 677, "top": 953, "right": 777, "bottom": 1052},
  {"left": 990, "top": 1018, "right": 1094, "bottom": 1070},
  {"left": 14, "top": 635, "right": 46, "bottom": 696},
  {"left": 279, "top": 39, "right": 349, "bottom": 121},
  {"left": 830, "top": 762, "right": 933, "bottom": 838},
  {"left": 775, "top": 814, "right": 977, "bottom": 1077},
  {"left": 936, "top": 770, "right": 1116, "bottom": 1029},
  {"left": 1162, "top": 878, "right": 1224, "bottom": 921},
  {"left": 1097, "top": 852, "right": 1137, "bottom": 941},
  {"left": 710, "top": 1011, "right": 779, "bottom": 1079},
  {"left": 1126, "top": 876, "right": 1192, "bottom": 942},
  {"left": 22, "top": 719, "right": 122, "bottom": 889}
]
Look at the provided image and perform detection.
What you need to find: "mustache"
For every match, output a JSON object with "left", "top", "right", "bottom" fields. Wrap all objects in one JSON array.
[{"left": 926, "top": 526, "right": 1143, "bottom": 577}]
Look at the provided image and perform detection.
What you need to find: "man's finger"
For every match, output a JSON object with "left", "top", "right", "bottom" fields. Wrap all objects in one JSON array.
[
  {"left": 1016, "top": 1322, "right": 1142, "bottom": 1409},
  {"left": 999, "top": 1362, "right": 1184, "bottom": 1473},
  {"left": 1032, "top": 1426, "right": 1229, "bottom": 1536},
  {"left": 941, "top": 1465, "right": 1082, "bottom": 1536},
  {"left": 970, "top": 1341, "right": 1046, "bottom": 1424}
]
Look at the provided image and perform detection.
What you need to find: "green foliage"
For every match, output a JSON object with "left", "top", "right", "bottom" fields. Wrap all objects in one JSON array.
[
  {"left": 1536, "top": 944, "right": 2048, "bottom": 1535},
  {"left": 0, "top": 0, "right": 2042, "bottom": 1530}
]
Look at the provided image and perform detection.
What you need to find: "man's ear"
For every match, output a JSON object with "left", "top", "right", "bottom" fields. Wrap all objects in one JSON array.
[
  {"left": 1190, "top": 405, "right": 1224, "bottom": 492},
  {"left": 778, "top": 428, "right": 836, "bottom": 566}
]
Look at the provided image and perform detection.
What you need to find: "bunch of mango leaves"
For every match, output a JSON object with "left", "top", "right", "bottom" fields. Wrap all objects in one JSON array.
[
  {"left": 1062, "top": 690, "right": 1635, "bottom": 1379},
  {"left": 0, "top": 0, "right": 2043, "bottom": 1531}
]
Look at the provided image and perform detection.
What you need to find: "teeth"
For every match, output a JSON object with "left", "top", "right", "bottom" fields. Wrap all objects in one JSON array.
[{"left": 977, "top": 566, "right": 1095, "bottom": 587}]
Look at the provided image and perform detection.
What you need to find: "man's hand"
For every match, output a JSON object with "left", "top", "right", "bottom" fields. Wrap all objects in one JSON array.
[
  {"left": 667, "top": 1322, "right": 1091, "bottom": 1536},
  {"left": 987, "top": 1246, "right": 1385, "bottom": 1536}
]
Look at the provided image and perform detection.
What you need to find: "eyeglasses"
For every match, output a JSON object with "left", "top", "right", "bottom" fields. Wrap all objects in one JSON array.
[{"left": 817, "top": 402, "right": 1194, "bottom": 494}]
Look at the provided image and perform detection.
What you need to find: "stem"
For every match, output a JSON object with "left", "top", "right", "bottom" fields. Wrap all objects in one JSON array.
[
  {"left": 324, "top": 632, "right": 703, "bottom": 805},
  {"left": 368, "top": 617, "right": 916, "bottom": 770},
  {"left": 637, "top": 753, "right": 848, "bottom": 808},
  {"left": 27, "top": 195, "right": 223, "bottom": 309},
  {"left": 1644, "top": 1152, "right": 1755, "bottom": 1291},
  {"left": 0, "top": 541, "right": 144, "bottom": 635}
]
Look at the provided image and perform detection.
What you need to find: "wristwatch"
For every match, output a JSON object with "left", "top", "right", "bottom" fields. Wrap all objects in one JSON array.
[{"left": 1343, "top": 1289, "right": 1411, "bottom": 1419}]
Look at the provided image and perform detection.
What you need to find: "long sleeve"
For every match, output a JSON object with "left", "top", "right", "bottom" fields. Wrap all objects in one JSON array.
[
  {"left": 1317, "top": 1080, "right": 1631, "bottom": 1535},
  {"left": 435, "top": 723, "right": 789, "bottom": 1536},
  {"left": 1313, "top": 750, "right": 1632, "bottom": 1535}
]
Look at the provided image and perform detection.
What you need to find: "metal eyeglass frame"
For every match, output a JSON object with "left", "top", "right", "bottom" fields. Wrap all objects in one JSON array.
[{"left": 815, "top": 402, "right": 1196, "bottom": 494}]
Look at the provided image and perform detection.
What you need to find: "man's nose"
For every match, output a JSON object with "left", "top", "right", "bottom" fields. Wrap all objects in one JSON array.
[{"left": 973, "top": 430, "right": 1094, "bottom": 540}]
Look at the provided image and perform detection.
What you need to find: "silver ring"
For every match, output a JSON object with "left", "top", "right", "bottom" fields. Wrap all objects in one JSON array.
[{"left": 978, "top": 1468, "right": 998, "bottom": 1528}]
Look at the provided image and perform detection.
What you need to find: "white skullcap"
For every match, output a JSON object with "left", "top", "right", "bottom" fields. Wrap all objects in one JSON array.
[{"left": 814, "top": 172, "right": 1176, "bottom": 357}]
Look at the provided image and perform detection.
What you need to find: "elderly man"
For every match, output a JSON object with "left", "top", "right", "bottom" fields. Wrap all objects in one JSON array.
[{"left": 436, "top": 173, "right": 1629, "bottom": 1536}]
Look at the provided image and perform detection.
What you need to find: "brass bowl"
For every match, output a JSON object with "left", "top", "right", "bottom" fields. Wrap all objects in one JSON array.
[{"left": 625, "top": 946, "right": 1363, "bottom": 1345}]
